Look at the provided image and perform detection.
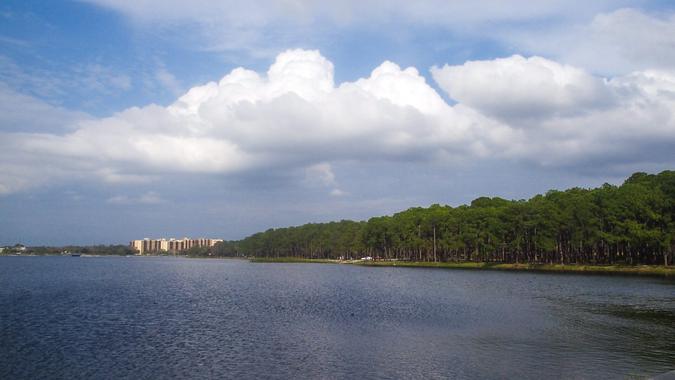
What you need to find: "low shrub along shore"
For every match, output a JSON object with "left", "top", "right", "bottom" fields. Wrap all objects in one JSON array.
[
  {"left": 249, "top": 257, "right": 675, "bottom": 276},
  {"left": 353, "top": 260, "right": 675, "bottom": 275}
]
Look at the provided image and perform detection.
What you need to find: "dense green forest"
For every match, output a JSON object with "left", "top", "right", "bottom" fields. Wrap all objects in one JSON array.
[{"left": 212, "top": 171, "right": 675, "bottom": 266}]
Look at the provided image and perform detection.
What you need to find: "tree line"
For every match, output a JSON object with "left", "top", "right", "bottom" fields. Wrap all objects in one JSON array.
[{"left": 212, "top": 171, "right": 675, "bottom": 266}]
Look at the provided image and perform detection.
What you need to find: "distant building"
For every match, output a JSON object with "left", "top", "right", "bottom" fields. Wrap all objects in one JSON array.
[{"left": 129, "top": 238, "right": 223, "bottom": 255}]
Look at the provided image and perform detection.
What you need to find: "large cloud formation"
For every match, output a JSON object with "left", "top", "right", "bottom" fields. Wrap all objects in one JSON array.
[{"left": 1, "top": 49, "right": 675, "bottom": 194}]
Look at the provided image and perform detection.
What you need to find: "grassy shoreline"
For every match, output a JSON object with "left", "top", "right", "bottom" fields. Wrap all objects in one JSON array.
[{"left": 249, "top": 257, "right": 675, "bottom": 276}]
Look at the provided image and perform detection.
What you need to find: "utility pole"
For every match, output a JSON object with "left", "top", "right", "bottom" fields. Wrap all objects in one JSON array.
[
  {"left": 433, "top": 225, "right": 437, "bottom": 262},
  {"left": 418, "top": 224, "right": 422, "bottom": 261}
]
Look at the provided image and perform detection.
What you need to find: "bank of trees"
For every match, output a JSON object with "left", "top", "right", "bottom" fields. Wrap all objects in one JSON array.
[{"left": 217, "top": 171, "right": 675, "bottom": 266}]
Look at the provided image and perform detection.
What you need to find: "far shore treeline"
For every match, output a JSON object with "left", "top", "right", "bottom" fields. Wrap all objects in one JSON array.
[
  {"left": 8, "top": 171, "right": 675, "bottom": 266},
  {"left": 218, "top": 171, "right": 675, "bottom": 266}
]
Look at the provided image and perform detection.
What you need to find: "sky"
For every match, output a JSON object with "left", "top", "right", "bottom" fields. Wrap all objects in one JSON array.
[{"left": 2, "top": 1, "right": 675, "bottom": 246}]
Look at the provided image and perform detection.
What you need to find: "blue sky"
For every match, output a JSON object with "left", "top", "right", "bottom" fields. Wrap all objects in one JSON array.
[{"left": 2, "top": 1, "right": 675, "bottom": 245}]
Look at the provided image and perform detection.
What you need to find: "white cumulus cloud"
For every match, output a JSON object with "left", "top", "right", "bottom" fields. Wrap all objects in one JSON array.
[
  {"left": 431, "top": 55, "right": 613, "bottom": 121},
  {"left": 1, "top": 49, "right": 675, "bottom": 195}
]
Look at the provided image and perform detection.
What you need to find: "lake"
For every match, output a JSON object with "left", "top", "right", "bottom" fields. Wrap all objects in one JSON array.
[{"left": 0, "top": 256, "right": 673, "bottom": 379}]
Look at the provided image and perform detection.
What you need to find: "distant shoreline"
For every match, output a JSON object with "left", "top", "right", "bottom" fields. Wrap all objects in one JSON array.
[
  {"left": 3, "top": 254, "right": 673, "bottom": 276},
  {"left": 249, "top": 257, "right": 675, "bottom": 276}
]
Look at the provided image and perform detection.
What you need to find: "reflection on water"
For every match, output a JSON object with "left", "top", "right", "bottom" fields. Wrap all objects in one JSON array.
[
  {"left": 595, "top": 303, "right": 675, "bottom": 325},
  {"left": 0, "top": 256, "right": 673, "bottom": 379}
]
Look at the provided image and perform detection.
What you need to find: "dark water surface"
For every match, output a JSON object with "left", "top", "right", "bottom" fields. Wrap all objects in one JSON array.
[{"left": 1, "top": 256, "right": 673, "bottom": 379}]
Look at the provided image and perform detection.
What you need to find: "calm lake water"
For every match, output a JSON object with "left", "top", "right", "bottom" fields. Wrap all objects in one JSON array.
[{"left": 0, "top": 256, "right": 673, "bottom": 379}]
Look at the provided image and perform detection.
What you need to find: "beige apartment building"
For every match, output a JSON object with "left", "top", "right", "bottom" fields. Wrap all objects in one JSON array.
[{"left": 130, "top": 238, "right": 223, "bottom": 255}]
